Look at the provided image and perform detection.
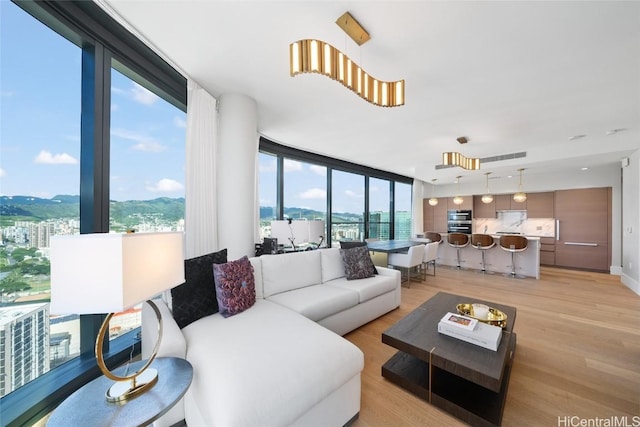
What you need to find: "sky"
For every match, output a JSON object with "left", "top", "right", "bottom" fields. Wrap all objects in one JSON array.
[
  {"left": 0, "top": 1, "right": 186, "bottom": 202},
  {"left": 1, "top": 1, "right": 411, "bottom": 213}
]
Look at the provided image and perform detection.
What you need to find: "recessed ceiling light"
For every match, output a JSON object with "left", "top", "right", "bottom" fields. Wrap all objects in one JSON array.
[
  {"left": 581, "top": 167, "right": 589, "bottom": 171},
  {"left": 606, "top": 128, "right": 626, "bottom": 135},
  {"left": 568, "top": 134, "right": 587, "bottom": 141}
]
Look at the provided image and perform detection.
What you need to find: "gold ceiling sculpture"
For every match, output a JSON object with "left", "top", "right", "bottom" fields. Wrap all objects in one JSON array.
[
  {"left": 289, "top": 39, "right": 405, "bottom": 108},
  {"left": 442, "top": 152, "right": 481, "bottom": 170}
]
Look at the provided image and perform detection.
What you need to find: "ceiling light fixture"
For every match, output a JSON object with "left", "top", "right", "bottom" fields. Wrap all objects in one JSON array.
[
  {"left": 335, "top": 12, "right": 370, "bottom": 45},
  {"left": 289, "top": 39, "right": 404, "bottom": 107},
  {"left": 442, "top": 152, "right": 480, "bottom": 170},
  {"left": 513, "top": 168, "right": 527, "bottom": 203},
  {"left": 481, "top": 172, "right": 494, "bottom": 204},
  {"left": 428, "top": 179, "right": 438, "bottom": 206},
  {"left": 453, "top": 176, "right": 464, "bottom": 205}
]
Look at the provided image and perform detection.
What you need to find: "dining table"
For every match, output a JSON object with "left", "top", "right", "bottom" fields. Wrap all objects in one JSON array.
[{"left": 366, "top": 239, "right": 428, "bottom": 267}]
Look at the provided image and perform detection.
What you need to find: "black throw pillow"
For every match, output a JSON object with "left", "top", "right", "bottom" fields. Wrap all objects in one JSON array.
[
  {"left": 339, "top": 241, "right": 378, "bottom": 275},
  {"left": 171, "top": 248, "right": 228, "bottom": 329}
]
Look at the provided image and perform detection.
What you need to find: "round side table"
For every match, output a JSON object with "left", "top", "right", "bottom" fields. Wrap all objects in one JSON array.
[{"left": 47, "top": 357, "right": 192, "bottom": 427}]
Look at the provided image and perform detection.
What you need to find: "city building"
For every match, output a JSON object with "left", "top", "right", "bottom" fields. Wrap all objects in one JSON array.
[{"left": 0, "top": 303, "right": 50, "bottom": 397}]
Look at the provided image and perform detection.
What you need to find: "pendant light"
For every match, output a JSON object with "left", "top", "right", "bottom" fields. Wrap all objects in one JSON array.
[
  {"left": 453, "top": 176, "right": 464, "bottom": 205},
  {"left": 481, "top": 172, "right": 494, "bottom": 204},
  {"left": 513, "top": 168, "right": 527, "bottom": 203},
  {"left": 428, "top": 179, "right": 439, "bottom": 206}
]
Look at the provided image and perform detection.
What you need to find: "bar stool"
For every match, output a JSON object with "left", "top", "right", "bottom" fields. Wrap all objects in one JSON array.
[
  {"left": 426, "top": 232, "right": 442, "bottom": 244},
  {"left": 471, "top": 234, "right": 496, "bottom": 273},
  {"left": 447, "top": 233, "right": 469, "bottom": 269},
  {"left": 499, "top": 235, "right": 528, "bottom": 278}
]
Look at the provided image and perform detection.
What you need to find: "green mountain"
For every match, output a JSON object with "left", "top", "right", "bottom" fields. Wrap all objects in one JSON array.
[{"left": 0, "top": 195, "right": 186, "bottom": 225}]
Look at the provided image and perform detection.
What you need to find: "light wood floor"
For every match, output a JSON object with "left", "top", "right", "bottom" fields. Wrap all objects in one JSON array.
[{"left": 344, "top": 266, "right": 640, "bottom": 426}]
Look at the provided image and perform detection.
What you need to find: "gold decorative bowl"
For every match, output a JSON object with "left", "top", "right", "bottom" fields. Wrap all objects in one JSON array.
[{"left": 456, "top": 303, "right": 508, "bottom": 328}]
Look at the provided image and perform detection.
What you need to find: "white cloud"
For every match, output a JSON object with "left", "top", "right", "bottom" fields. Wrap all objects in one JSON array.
[
  {"left": 284, "top": 159, "right": 302, "bottom": 172},
  {"left": 146, "top": 178, "right": 184, "bottom": 193},
  {"left": 0, "top": 168, "right": 5, "bottom": 177},
  {"left": 345, "top": 190, "right": 363, "bottom": 198},
  {"left": 111, "top": 128, "right": 166, "bottom": 152},
  {"left": 112, "top": 83, "right": 159, "bottom": 106},
  {"left": 309, "top": 165, "right": 326, "bottom": 176},
  {"left": 132, "top": 83, "right": 159, "bottom": 106},
  {"left": 300, "top": 188, "right": 326, "bottom": 199},
  {"left": 259, "top": 159, "right": 277, "bottom": 173},
  {"left": 174, "top": 116, "right": 186, "bottom": 129},
  {"left": 34, "top": 150, "right": 78, "bottom": 165},
  {"left": 132, "top": 141, "right": 167, "bottom": 152}
]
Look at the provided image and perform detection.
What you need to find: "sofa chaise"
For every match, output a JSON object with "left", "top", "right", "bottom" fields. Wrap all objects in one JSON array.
[{"left": 142, "top": 247, "right": 401, "bottom": 427}]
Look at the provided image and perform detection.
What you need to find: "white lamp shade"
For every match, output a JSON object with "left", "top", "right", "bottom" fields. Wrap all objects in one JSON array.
[{"left": 50, "top": 232, "right": 185, "bottom": 314}]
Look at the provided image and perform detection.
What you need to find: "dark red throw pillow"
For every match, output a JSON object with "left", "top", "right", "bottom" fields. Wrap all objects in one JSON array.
[{"left": 212, "top": 256, "right": 256, "bottom": 318}]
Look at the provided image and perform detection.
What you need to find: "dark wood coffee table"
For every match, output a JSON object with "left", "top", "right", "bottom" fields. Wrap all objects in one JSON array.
[{"left": 382, "top": 292, "right": 517, "bottom": 427}]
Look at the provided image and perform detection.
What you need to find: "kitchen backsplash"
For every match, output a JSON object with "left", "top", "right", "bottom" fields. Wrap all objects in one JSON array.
[{"left": 474, "top": 217, "right": 556, "bottom": 237}]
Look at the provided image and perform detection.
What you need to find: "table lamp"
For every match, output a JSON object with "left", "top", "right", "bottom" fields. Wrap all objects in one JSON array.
[{"left": 50, "top": 232, "right": 185, "bottom": 403}]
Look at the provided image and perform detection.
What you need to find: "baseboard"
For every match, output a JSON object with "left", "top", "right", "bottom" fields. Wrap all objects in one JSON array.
[
  {"left": 610, "top": 265, "right": 622, "bottom": 276},
  {"left": 621, "top": 273, "right": 640, "bottom": 296}
]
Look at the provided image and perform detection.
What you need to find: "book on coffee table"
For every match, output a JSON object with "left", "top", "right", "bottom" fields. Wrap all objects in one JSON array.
[
  {"left": 438, "top": 314, "right": 502, "bottom": 351},
  {"left": 439, "top": 312, "right": 478, "bottom": 331}
]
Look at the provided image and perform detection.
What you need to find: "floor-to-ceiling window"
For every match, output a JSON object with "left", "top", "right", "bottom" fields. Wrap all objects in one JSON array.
[
  {"left": 283, "top": 159, "right": 327, "bottom": 224},
  {"left": 258, "top": 138, "right": 412, "bottom": 246},
  {"left": 0, "top": 0, "right": 81, "bottom": 397},
  {"left": 107, "top": 65, "right": 186, "bottom": 341},
  {"left": 395, "top": 182, "right": 413, "bottom": 240},
  {"left": 332, "top": 171, "right": 365, "bottom": 244},
  {"left": 0, "top": 1, "right": 186, "bottom": 424},
  {"left": 258, "top": 152, "right": 278, "bottom": 239},
  {"left": 369, "top": 177, "right": 392, "bottom": 240}
]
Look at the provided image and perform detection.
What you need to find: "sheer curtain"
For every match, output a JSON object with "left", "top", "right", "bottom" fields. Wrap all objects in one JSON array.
[
  {"left": 412, "top": 178, "right": 425, "bottom": 238},
  {"left": 185, "top": 79, "right": 218, "bottom": 258}
]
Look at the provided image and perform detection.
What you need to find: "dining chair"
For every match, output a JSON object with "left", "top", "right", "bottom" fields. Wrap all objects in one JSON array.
[
  {"left": 422, "top": 241, "right": 439, "bottom": 277},
  {"left": 388, "top": 244, "right": 425, "bottom": 287}
]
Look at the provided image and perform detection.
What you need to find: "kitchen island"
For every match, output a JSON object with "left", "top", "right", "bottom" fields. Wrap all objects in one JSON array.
[{"left": 435, "top": 234, "right": 540, "bottom": 279}]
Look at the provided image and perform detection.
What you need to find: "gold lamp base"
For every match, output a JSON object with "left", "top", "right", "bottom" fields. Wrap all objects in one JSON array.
[
  {"left": 106, "top": 368, "right": 158, "bottom": 403},
  {"left": 96, "top": 300, "right": 163, "bottom": 403}
]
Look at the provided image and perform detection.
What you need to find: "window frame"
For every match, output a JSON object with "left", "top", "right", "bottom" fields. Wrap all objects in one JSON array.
[
  {"left": 1, "top": 1, "right": 186, "bottom": 425},
  {"left": 259, "top": 137, "right": 412, "bottom": 242}
]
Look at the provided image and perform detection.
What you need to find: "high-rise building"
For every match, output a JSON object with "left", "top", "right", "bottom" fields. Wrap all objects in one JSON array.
[{"left": 0, "top": 303, "right": 50, "bottom": 397}]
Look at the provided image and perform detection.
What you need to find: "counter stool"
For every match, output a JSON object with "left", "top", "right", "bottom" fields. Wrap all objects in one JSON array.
[
  {"left": 425, "top": 232, "right": 442, "bottom": 244},
  {"left": 447, "top": 233, "right": 470, "bottom": 269},
  {"left": 471, "top": 234, "right": 496, "bottom": 273},
  {"left": 499, "top": 235, "right": 528, "bottom": 278}
]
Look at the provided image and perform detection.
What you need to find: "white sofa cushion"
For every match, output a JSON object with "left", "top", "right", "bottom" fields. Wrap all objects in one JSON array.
[
  {"left": 267, "top": 284, "right": 359, "bottom": 322},
  {"left": 319, "top": 248, "right": 346, "bottom": 283},
  {"left": 260, "top": 250, "right": 322, "bottom": 298},
  {"left": 182, "top": 300, "right": 364, "bottom": 427},
  {"left": 324, "top": 275, "right": 397, "bottom": 303},
  {"left": 248, "top": 256, "right": 264, "bottom": 299}
]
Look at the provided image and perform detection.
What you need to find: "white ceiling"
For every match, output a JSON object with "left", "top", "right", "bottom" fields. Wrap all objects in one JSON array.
[{"left": 101, "top": 0, "right": 640, "bottom": 187}]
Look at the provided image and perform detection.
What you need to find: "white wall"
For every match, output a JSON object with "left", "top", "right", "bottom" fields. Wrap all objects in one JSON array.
[
  {"left": 621, "top": 150, "right": 640, "bottom": 294},
  {"left": 422, "top": 164, "right": 625, "bottom": 274}
]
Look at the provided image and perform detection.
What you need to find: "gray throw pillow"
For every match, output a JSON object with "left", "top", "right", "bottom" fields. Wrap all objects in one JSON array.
[{"left": 340, "top": 245, "right": 376, "bottom": 280}]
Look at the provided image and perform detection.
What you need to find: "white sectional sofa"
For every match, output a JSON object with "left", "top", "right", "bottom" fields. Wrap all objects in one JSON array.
[{"left": 143, "top": 247, "right": 401, "bottom": 427}]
